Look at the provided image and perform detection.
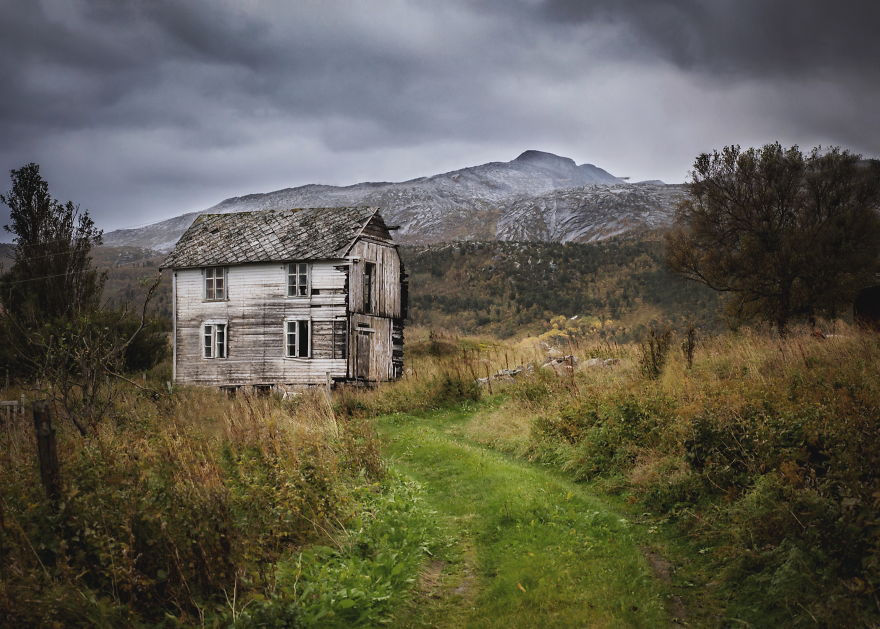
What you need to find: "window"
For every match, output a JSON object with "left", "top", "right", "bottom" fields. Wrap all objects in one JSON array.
[
  {"left": 285, "top": 319, "right": 311, "bottom": 358},
  {"left": 287, "top": 262, "right": 310, "bottom": 297},
  {"left": 205, "top": 266, "right": 227, "bottom": 300},
  {"left": 363, "top": 262, "right": 375, "bottom": 313},
  {"left": 203, "top": 323, "right": 227, "bottom": 359}
]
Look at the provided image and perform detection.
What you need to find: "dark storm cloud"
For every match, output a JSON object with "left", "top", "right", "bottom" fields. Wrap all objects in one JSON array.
[
  {"left": 0, "top": 0, "right": 877, "bottom": 238},
  {"left": 538, "top": 0, "right": 880, "bottom": 79}
]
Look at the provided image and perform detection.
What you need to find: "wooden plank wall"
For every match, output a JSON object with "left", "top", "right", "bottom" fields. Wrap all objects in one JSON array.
[
  {"left": 349, "top": 314, "right": 394, "bottom": 381},
  {"left": 348, "top": 240, "right": 402, "bottom": 318},
  {"left": 175, "top": 261, "right": 348, "bottom": 386},
  {"left": 346, "top": 235, "right": 405, "bottom": 382}
]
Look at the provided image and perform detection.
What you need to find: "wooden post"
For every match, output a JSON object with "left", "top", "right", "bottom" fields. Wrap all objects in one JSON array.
[
  {"left": 32, "top": 401, "right": 60, "bottom": 505},
  {"left": 484, "top": 364, "right": 493, "bottom": 395}
]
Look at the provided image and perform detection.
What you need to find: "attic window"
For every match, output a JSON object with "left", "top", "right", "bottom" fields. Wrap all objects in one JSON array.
[
  {"left": 205, "top": 266, "right": 227, "bottom": 300},
  {"left": 288, "top": 262, "right": 310, "bottom": 297},
  {"left": 363, "top": 262, "right": 375, "bottom": 313}
]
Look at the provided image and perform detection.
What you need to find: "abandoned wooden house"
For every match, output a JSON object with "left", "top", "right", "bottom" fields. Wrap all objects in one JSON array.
[{"left": 161, "top": 207, "right": 406, "bottom": 391}]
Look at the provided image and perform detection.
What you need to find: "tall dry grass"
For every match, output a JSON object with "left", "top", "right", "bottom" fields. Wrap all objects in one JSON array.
[
  {"left": 0, "top": 386, "right": 381, "bottom": 626},
  {"left": 455, "top": 322, "right": 880, "bottom": 626}
]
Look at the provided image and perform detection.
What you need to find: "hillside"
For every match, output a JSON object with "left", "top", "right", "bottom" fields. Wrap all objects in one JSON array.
[
  {"left": 402, "top": 236, "right": 721, "bottom": 338},
  {"left": 103, "top": 150, "right": 682, "bottom": 251}
]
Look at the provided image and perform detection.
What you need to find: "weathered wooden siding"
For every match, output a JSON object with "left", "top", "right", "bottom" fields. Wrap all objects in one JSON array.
[
  {"left": 174, "top": 261, "right": 348, "bottom": 386},
  {"left": 392, "top": 317, "right": 404, "bottom": 379},
  {"left": 360, "top": 213, "right": 394, "bottom": 243},
  {"left": 348, "top": 240, "right": 402, "bottom": 318},
  {"left": 349, "top": 314, "right": 394, "bottom": 381}
]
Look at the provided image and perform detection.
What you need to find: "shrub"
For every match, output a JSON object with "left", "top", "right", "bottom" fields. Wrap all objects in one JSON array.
[
  {"left": 343, "top": 371, "right": 480, "bottom": 417},
  {"left": 0, "top": 389, "right": 385, "bottom": 626},
  {"left": 638, "top": 326, "right": 673, "bottom": 379},
  {"left": 487, "top": 326, "right": 880, "bottom": 625}
]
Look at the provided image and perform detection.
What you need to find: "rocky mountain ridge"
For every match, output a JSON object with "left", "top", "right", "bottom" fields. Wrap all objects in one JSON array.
[{"left": 103, "top": 150, "right": 683, "bottom": 251}]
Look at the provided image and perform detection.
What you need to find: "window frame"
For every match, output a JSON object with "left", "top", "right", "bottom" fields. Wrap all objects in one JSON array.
[
  {"left": 287, "top": 262, "right": 311, "bottom": 298},
  {"left": 204, "top": 266, "right": 228, "bottom": 301},
  {"left": 202, "top": 320, "right": 228, "bottom": 359},
  {"left": 363, "top": 262, "right": 375, "bottom": 313},
  {"left": 284, "top": 318, "right": 312, "bottom": 359}
]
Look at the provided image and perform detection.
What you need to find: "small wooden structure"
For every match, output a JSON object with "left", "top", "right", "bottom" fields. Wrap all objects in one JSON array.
[
  {"left": 162, "top": 207, "right": 406, "bottom": 390},
  {"left": 0, "top": 395, "right": 25, "bottom": 421}
]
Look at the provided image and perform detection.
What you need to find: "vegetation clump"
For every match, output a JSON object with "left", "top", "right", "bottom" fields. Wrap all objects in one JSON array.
[
  {"left": 467, "top": 326, "right": 880, "bottom": 626},
  {"left": 0, "top": 387, "right": 436, "bottom": 627}
]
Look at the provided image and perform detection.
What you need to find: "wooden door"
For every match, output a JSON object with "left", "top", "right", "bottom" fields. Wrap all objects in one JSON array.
[{"left": 355, "top": 329, "right": 373, "bottom": 381}]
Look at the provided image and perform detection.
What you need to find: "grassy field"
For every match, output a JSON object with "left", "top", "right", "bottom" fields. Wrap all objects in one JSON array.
[
  {"left": 0, "top": 385, "right": 437, "bottom": 627},
  {"left": 334, "top": 324, "right": 880, "bottom": 626},
  {"left": 379, "top": 404, "right": 669, "bottom": 628},
  {"left": 3, "top": 323, "right": 879, "bottom": 626}
]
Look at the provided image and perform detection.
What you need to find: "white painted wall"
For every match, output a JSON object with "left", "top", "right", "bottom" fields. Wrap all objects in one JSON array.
[{"left": 175, "top": 260, "right": 348, "bottom": 386}]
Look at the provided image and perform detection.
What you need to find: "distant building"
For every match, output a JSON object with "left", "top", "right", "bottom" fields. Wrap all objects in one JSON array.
[{"left": 162, "top": 207, "right": 406, "bottom": 391}]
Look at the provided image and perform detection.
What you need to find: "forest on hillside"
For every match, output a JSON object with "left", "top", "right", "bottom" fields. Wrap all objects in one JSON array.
[{"left": 401, "top": 236, "right": 722, "bottom": 339}]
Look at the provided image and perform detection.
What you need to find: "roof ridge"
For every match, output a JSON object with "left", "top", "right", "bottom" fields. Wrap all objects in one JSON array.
[{"left": 161, "top": 206, "right": 387, "bottom": 269}]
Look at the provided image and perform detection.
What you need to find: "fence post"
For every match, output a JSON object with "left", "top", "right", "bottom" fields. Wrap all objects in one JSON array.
[{"left": 32, "top": 401, "right": 61, "bottom": 505}]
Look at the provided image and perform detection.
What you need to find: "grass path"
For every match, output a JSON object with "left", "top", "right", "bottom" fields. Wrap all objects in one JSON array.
[{"left": 377, "top": 405, "right": 671, "bottom": 628}]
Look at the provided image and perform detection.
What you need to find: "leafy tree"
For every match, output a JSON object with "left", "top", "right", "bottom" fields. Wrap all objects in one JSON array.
[
  {"left": 666, "top": 144, "right": 880, "bottom": 333},
  {"left": 0, "top": 163, "right": 163, "bottom": 434},
  {"left": 1, "top": 163, "right": 104, "bottom": 326}
]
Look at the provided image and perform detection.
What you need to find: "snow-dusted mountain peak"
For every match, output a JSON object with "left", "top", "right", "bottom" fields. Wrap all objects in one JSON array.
[
  {"left": 104, "top": 151, "right": 677, "bottom": 251},
  {"left": 514, "top": 149, "right": 578, "bottom": 170}
]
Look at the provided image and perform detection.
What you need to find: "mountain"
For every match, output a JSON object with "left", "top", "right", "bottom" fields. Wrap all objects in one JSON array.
[
  {"left": 104, "top": 150, "right": 682, "bottom": 251},
  {"left": 497, "top": 183, "right": 684, "bottom": 243}
]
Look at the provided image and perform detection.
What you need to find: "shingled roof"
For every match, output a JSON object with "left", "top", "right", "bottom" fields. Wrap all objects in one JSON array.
[{"left": 162, "top": 206, "right": 380, "bottom": 268}]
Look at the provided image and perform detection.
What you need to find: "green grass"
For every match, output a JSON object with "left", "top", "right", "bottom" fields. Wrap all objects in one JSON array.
[
  {"left": 378, "top": 404, "right": 669, "bottom": 628},
  {"left": 237, "top": 475, "right": 446, "bottom": 628}
]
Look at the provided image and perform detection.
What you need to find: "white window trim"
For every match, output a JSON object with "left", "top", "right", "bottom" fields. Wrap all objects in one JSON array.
[
  {"left": 203, "top": 266, "right": 229, "bottom": 301},
  {"left": 284, "top": 317, "right": 312, "bottom": 359},
  {"left": 202, "top": 319, "right": 228, "bottom": 359},
  {"left": 286, "top": 262, "right": 311, "bottom": 298}
]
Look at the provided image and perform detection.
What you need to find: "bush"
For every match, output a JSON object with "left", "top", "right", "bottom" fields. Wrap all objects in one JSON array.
[
  {"left": 637, "top": 325, "right": 673, "bottom": 379},
  {"left": 0, "top": 389, "right": 386, "bottom": 626},
  {"left": 492, "top": 327, "right": 880, "bottom": 625},
  {"left": 340, "top": 371, "right": 480, "bottom": 418}
]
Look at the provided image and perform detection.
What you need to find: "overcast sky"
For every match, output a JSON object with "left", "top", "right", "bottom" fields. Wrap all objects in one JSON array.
[{"left": 2, "top": 0, "right": 878, "bottom": 238}]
